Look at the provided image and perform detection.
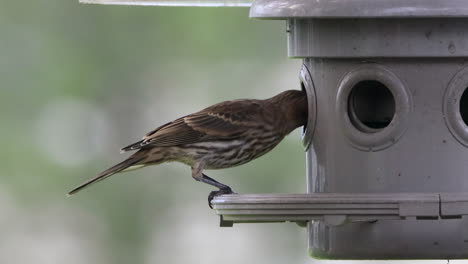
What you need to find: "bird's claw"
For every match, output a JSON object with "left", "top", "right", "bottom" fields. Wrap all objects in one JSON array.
[{"left": 208, "top": 187, "right": 236, "bottom": 209}]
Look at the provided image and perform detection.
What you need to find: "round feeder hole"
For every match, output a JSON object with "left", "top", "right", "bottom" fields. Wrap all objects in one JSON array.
[
  {"left": 348, "top": 80, "right": 396, "bottom": 133},
  {"left": 337, "top": 64, "right": 411, "bottom": 151},
  {"left": 460, "top": 87, "right": 468, "bottom": 126},
  {"left": 301, "top": 82, "right": 308, "bottom": 133},
  {"left": 444, "top": 66, "right": 468, "bottom": 147},
  {"left": 300, "top": 64, "right": 317, "bottom": 151}
]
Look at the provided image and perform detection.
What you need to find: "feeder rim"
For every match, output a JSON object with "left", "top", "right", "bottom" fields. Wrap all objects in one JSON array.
[
  {"left": 250, "top": 0, "right": 468, "bottom": 19},
  {"left": 79, "top": 0, "right": 252, "bottom": 7},
  {"left": 211, "top": 192, "right": 468, "bottom": 227}
]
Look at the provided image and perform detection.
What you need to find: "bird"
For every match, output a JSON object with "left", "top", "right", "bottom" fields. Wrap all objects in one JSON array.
[{"left": 68, "top": 90, "right": 308, "bottom": 206}]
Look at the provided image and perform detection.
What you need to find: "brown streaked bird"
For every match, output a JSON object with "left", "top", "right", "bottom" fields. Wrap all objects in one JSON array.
[{"left": 68, "top": 90, "right": 308, "bottom": 206}]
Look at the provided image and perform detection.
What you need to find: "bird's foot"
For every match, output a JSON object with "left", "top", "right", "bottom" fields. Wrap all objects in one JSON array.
[{"left": 208, "top": 187, "right": 236, "bottom": 209}]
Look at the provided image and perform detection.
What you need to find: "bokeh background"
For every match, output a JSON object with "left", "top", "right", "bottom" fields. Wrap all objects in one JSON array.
[
  {"left": 3, "top": 2, "right": 468, "bottom": 264},
  {"left": 1, "top": 1, "right": 307, "bottom": 263}
]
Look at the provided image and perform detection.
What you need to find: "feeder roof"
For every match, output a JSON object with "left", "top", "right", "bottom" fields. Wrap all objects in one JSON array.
[{"left": 250, "top": 0, "right": 468, "bottom": 19}]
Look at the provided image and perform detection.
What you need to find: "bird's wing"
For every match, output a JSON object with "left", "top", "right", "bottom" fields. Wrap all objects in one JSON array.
[
  {"left": 121, "top": 100, "right": 263, "bottom": 151},
  {"left": 144, "top": 117, "right": 207, "bottom": 145},
  {"left": 184, "top": 112, "right": 248, "bottom": 137},
  {"left": 120, "top": 118, "right": 204, "bottom": 151}
]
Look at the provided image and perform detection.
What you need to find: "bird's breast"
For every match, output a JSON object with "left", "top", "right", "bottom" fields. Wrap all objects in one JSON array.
[{"left": 178, "top": 134, "right": 283, "bottom": 170}]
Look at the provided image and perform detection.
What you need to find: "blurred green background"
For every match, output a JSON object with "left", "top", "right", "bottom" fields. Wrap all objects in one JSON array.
[
  {"left": 1, "top": 1, "right": 310, "bottom": 263},
  {"left": 4, "top": 2, "right": 468, "bottom": 264}
]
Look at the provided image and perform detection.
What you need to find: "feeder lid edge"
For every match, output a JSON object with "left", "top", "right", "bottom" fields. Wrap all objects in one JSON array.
[{"left": 250, "top": 0, "right": 468, "bottom": 19}]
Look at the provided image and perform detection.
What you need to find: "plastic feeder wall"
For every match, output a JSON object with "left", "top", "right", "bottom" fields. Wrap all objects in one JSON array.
[{"left": 246, "top": 0, "right": 468, "bottom": 259}]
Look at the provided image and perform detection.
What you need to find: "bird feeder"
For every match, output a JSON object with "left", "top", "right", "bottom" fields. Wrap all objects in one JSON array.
[
  {"left": 80, "top": 0, "right": 468, "bottom": 260},
  {"left": 215, "top": 0, "right": 468, "bottom": 259}
]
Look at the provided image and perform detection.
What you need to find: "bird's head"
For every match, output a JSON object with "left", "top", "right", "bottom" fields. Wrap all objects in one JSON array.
[{"left": 269, "top": 90, "right": 308, "bottom": 135}]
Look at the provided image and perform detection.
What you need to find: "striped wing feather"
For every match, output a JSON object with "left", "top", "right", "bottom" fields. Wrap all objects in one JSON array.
[
  {"left": 123, "top": 100, "right": 263, "bottom": 151},
  {"left": 143, "top": 117, "right": 205, "bottom": 146}
]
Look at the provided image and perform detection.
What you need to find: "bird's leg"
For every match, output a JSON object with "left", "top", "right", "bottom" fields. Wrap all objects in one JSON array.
[
  {"left": 204, "top": 174, "right": 236, "bottom": 209},
  {"left": 200, "top": 174, "right": 231, "bottom": 190},
  {"left": 191, "top": 163, "right": 235, "bottom": 208}
]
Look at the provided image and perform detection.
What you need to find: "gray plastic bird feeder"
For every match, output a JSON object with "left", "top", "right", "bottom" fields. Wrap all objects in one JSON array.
[
  {"left": 218, "top": 0, "right": 468, "bottom": 259},
  {"left": 81, "top": 0, "right": 468, "bottom": 260}
]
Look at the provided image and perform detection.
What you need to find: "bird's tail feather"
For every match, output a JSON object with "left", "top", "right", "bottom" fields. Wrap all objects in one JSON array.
[
  {"left": 120, "top": 140, "right": 144, "bottom": 153},
  {"left": 67, "top": 155, "right": 146, "bottom": 196}
]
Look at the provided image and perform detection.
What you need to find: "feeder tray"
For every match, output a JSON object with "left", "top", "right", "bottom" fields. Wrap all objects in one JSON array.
[{"left": 211, "top": 192, "right": 468, "bottom": 227}]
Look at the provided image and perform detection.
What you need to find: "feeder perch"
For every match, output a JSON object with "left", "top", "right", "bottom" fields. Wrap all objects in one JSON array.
[
  {"left": 80, "top": 0, "right": 468, "bottom": 260},
  {"left": 212, "top": 193, "right": 441, "bottom": 226}
]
